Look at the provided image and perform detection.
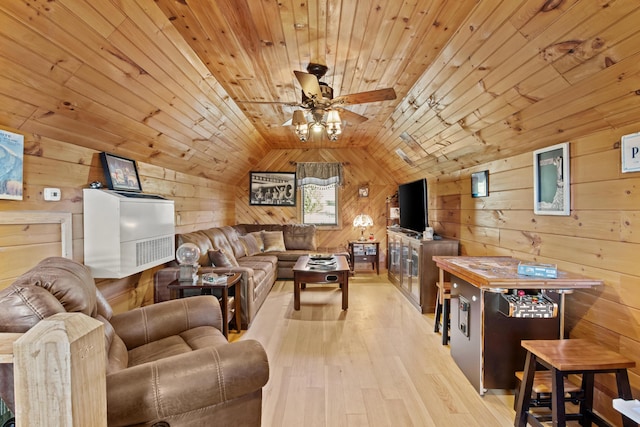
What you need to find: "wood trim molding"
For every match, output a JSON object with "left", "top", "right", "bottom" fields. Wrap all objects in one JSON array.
[{"left": 0, "top": 211, "right": 73, "bottom": 258}]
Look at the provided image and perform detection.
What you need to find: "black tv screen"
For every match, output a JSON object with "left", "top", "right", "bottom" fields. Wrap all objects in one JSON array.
[{"left": 398, "top": 178, "right": 428, "bottom": 233}]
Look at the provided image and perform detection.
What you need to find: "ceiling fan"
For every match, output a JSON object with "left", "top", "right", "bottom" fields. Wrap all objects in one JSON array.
[{"left": 239, "top": 63, "right": 397, "bottom": 141}]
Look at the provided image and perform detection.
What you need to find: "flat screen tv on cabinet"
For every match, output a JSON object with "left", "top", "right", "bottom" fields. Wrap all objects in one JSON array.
[{"left": 398, "top": 178, "right": 428, "bottom": 233}]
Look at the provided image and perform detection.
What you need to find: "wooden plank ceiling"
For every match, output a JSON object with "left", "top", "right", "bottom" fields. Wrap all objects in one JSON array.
[{"left": 2, "top": 0, "right": 640, "bottom": 185}]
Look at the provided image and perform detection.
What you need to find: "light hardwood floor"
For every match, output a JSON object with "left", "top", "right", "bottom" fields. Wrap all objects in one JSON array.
[{"left": 238, "top": 273, "right": 518, "bottom": 427}]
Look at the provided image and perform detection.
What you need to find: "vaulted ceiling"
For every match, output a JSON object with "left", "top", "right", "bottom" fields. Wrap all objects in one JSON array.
[{"left": 2, "top": 1, "right": 640, "bottom": 185}]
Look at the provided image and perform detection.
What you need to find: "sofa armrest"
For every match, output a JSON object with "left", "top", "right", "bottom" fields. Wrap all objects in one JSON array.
[
  {"left": 106, "top": 340, "right": 269, "bottom": 426},
  {"left": 110, "top": 296, "right": 223, "bottom": 349}
]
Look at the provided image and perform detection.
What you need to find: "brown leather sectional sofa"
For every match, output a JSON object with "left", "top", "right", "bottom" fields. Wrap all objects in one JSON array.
[
  {"left": 154, "top": 224, "right": 347, "bottom": 328},
  {"left": 0, "top": 257, "right": 269, "bottom": 426}
]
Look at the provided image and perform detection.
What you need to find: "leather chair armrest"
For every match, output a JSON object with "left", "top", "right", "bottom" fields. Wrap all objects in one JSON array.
[
  {"left": 106, "top": 340, "right": 269, "bottom": 426},
  {"left": 110, "top": 296, "right": 223, "bottom": 349}
]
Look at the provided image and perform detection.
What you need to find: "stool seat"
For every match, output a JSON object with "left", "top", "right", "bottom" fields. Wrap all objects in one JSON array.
[
  {"left": 433, "top": 281, "right": 451, "bottom": 345},
  {"left": 513, "top": 370, "right": 582, "bottom": 411},
  {"left": 521, "top": 339, "right": 635, "bottom": 371},
  {"left": 515, "top": 370, "right": 581, "bottom": 395},
  {"left": 515, "top": 339, "right": 636, "bottom": 427}
]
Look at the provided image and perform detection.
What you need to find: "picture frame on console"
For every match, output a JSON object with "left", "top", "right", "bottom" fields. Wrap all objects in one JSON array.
[
  {"left": 249, "top": 171, "right": 296, "bottom": 206},
  {"left": 533, "top": 142, "right": 570, "bottom": 216},
  {"left": 100, "top": 152, "right": 142, "bottom": 192}
]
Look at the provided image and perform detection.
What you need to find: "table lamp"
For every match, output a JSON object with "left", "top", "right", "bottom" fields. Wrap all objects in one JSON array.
[
  {"left": 353, "top": 214, "right": 374, "bottom": 241},
  {"left": 176, "top": 242, "right": 201, "bottom": 283}
]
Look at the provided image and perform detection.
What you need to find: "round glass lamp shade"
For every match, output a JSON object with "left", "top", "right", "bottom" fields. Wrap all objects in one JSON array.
[{"left": 175, "top": 243, "right": 201, "bottom": 266}]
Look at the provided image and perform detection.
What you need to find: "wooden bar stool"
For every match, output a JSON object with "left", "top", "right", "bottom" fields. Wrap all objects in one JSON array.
[
  {"left": 433, "top": 279, "right": 451, "bottom": 345},
  {"left": 515, "top": 339, "right": 636, "bottom": 427}
]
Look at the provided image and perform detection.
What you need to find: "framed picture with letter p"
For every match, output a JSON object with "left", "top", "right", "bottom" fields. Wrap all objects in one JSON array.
[
  {"left": 533, "top": 142, "right": 570, "bottom": 216},
  {"left": 621, "top": 131, "right": 640, "bottom": 173}
]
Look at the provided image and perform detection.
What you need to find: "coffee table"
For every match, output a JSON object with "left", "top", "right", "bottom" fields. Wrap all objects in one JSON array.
[
  {"left": 167, "top": 273, "right": 242, "bottom": 338},
  {"left": 293, "top": 255, "right": 350, "bottom": 310}
]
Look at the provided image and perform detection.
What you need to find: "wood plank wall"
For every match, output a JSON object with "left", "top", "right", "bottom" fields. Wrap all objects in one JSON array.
[
  {"left": 429, "top": 123, "right": 640, "bottom": 423},
  {"left": 235, "top": 148, "right": 398, "bottom": 253},
  {"left": 0, "top": 125, "right": 235, "bottom": 313},
  {"left": 3, "top": 124, "right": 639, "bottom": 422}
]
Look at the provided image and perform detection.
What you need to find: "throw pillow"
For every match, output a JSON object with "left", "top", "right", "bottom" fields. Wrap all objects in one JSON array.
[
  {"left": 208, "top": 249, "right": 239, "bottom": 268},
  {"left": 239, "top": 234, "right": 262, "bottom": 256},
  {"left": 249, "top": 231, "right": 265, "bottom": 252},
  {"left": 262, "top": 230, "right": 286, "bottom": 252}
]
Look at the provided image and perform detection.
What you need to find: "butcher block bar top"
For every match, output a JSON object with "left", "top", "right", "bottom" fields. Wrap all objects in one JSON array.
[{"left": 432, "top": 256, "right": 603, "bottom": 291}]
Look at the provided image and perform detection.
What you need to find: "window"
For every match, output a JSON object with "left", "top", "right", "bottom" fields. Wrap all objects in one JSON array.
[
  {"left": 302, "top": 183, "right": 338, "bottom": 225},
  {"left": 296, "top": 162, "right": 343, "bottom": 226}
]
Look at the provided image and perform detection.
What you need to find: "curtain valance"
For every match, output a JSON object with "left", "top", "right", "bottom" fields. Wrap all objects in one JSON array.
[{"left": 296, "top": 162, "right": 343, "bottom": 187}]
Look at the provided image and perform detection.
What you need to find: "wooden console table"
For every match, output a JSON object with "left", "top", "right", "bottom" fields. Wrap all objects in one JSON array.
[
  {"left": 387, "top": 230, "right": 459, "bottom": 313},
  {"left": 432, "top": 256, "right": 603, "bottom": 394}
]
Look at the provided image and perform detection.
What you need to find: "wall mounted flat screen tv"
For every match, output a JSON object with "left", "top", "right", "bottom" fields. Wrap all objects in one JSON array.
[{"left": 398, "top": 178, "right": 428, "bottom": 233}]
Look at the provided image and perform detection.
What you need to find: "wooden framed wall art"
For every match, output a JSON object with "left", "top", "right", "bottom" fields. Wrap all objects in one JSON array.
[
  {"left": 0, "top": 128, "right": 24, "bottom": 200},
  {"left": 249, "top": 171, "right": 296, "bottom": 206},
  {"left": 533, "top": 142, "right": 570, "bottom": 215},
  {"left": 471, "top": 170, "right": 489, "bottom": 198}
]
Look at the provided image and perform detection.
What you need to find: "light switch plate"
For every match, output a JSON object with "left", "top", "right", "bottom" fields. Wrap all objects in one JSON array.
[{"left": 44, "top": 188, "right": 61, "bottom": 201}]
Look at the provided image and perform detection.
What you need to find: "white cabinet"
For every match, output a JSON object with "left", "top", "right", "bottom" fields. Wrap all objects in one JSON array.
[{"left": 83, "top": 189, "right": 175, "bottom": 278}]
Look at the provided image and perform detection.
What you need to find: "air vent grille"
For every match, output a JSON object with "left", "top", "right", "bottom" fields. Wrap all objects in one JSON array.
[{"left": 136, "top": 236, "right": 174, "bottom": 267}]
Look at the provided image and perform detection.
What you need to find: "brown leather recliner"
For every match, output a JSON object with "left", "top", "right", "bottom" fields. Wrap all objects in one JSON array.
[{"left": 0, "top": 257, "right": 269, "bottom": 426}]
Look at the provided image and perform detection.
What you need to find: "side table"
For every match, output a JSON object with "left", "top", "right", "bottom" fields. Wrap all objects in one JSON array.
[
  {"left": 348, "top": 240, "right": 379, "bottom": 274},
  {"left": 168, "top": 273, "right": 242, "bottom": 338}
]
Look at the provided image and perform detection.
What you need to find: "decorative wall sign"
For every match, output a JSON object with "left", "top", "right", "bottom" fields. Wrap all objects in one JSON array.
[
  {"left": 250, "top": 171, "right": 296, "bottom": 206},
  {"left": 621, "top": 131, "right": 640, "bottom": 173},
  {"left": 100, "top": 152, "right": 142, "bottom": 192},
  {"left": 533, "top": 142, "right": 570, "bottom": 216},
  {"left": 0, "top": 129, "right": 24, "bottom": 200},
  {"left": 471, "top": 170, "right": 489, "bottom": 198}
]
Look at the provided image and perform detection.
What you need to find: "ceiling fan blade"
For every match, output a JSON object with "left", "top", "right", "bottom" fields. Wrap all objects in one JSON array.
[
  {"left": 236, "top": 100, "right": 302, "bottom": 107},
  {"left": 331, "top": 88, "right": 397, "bottom": 106},
  {"left": 334, "top": 108, "right": 368, "bottom": 125},
  {"left": 294, "top": 71, "right": 323, "bottom": 100}
]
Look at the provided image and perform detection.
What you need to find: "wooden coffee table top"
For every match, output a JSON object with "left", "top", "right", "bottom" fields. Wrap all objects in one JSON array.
[{"left": 293, "top": 255, "right": 350, "bottom": 272}]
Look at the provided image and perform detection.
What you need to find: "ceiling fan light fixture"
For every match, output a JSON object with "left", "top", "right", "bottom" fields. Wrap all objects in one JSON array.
[
  {"left": 292, "top": 110, "right": 309, "bottom": 141},
  {"left": 242, "top": 63, "right": 395, "bottom": 144},
  {"left": 327, "top": 129, "right": 340, "bottom": 141},
  {"left": 292, "top": 110, "right": 307, "bottom": 126},
  {"left": 310, "top": 121, "right": 324, "bottom": 133},
  {"left": 326, "top": 109, "right": 341, "bottom": 125},
  {"left": 326, "top": 110, "right": 342, "bottom": 141},
  {"left": 295, "top": 124, "right": 309, "bottom": 142}
]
